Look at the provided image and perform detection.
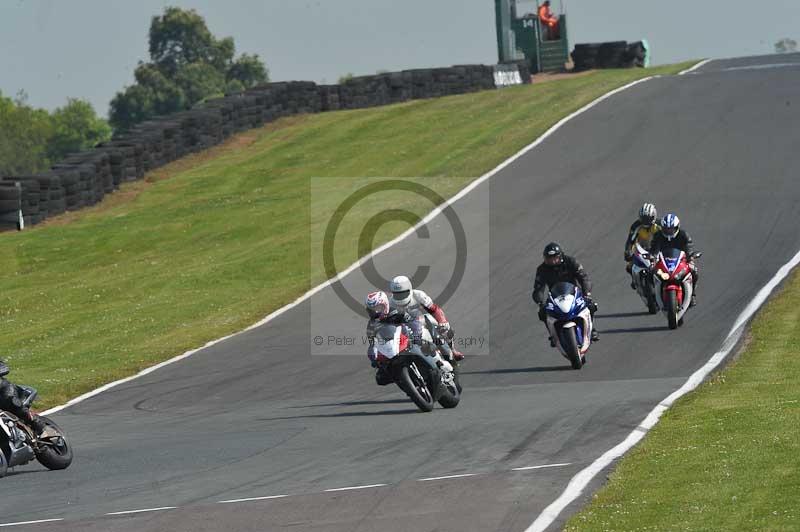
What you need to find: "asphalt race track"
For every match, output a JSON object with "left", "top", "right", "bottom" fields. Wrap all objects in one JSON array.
[{"left": 3, "top": 54, "right": 800, "bottom": 531}]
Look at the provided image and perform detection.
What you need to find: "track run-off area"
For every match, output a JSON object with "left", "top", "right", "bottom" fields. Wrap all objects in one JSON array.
[{"left": 2, "top": 53, "right": 800, "bottom": 531}]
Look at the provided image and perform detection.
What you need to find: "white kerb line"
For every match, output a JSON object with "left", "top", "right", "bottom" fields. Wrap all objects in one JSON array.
[
  {"left": 525, "top": 247, "right": 800, "bottom": 532},
  {"left": 679, "top": 58, "right": 712, "bottom": 75}
]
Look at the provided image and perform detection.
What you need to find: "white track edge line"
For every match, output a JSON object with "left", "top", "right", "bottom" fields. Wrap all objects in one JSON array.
[
  {"left": 678, "top": 58, "right": 711, "bottom": 75},
  {"left": 42, "top": 75, "right": 655, "bottom": 417},
  {"left": 0, "top": 519, "right": 64, "bottom": 528},
  {"left": 512, "top": 462, "right": 572, "bottom": 471},
  {"left": 105, "top": 506, "right": 177, "bottom": 516},
  {"left": 217, "top": 494, "right": 289, "bottom": 504},
  {"left": 526, "top": 247, "right": 800, "bottom": 532}
]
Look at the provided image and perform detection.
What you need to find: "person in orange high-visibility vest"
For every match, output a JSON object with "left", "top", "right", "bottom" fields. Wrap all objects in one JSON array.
[{"left": 538, "top": 1, "right": 560, "bottom": 40}]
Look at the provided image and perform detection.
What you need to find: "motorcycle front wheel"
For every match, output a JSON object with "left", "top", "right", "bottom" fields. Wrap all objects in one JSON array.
[
  {"left": 34, "top": 416, "right": 73, "bottom": 470},
  {"left": 561, "top": 329, "right": 583, "bottom": 370},
  {"left": 398, "top": 363, "right": 435, "bottom": 412},
  {"left": 666, "top": 291, "right": 679, "bottom": 330},
  {"left": 438, "top": 370, "right": 461, "bottom": 409}
]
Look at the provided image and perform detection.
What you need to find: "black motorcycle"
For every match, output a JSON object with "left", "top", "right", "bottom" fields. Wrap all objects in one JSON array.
[{"left": 1, "top": 385, "right": 73, "bottom": 477}]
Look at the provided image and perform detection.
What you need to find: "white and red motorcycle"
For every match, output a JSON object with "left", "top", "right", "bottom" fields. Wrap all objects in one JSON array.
[{"left": 373, "top": 313, "right": 461, "bottom": 412}]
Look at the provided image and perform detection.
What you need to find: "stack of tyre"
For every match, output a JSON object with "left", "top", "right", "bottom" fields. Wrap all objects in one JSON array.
[
  {"left": 572, "top": 41, "right": 647, "bottom": 71},
  {"left": 0, "top": 63, "right": 510, "bottom": 230},
  {"left": 0, "top": 181, "right": 22, "bottom": 229}
]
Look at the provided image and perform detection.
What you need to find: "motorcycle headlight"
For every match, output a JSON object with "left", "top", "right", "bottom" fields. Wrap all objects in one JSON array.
[
  {"left": 657, "top": 270, "right": 670, "bottom": 281},
  {"left": 673, "top": 269, "right": 686, "bottom": 281}
]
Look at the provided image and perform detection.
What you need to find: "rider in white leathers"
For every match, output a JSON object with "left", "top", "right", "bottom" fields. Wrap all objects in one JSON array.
[{"left": 388, "top": 275, "right": 464, "bottom": 362}]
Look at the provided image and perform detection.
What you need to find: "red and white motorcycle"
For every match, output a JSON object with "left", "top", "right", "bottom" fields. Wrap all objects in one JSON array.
[
  {"left": 650, "top": 248, "right": 702, "bottom": 329},
  {"left": 373, "top": 313, "right": 461, "bottom": 412}
]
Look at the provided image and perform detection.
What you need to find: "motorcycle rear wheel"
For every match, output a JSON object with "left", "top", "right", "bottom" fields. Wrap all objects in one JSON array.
[
  {"left": 34, "top": 416, "right": 73, "bottom": 470},
  {"left": 667, "top": 291, "right": 679, "bottom": 330},
  {"left": 562, "top": 329, "right": 583, "bottom": 370},
  {"left": 399, "top": 363, "right": 435, "bottom": 412}
]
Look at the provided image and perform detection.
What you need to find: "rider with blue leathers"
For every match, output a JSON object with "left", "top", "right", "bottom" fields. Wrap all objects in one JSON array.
[{"left": 532, "top": 243, "right": 599, "bottom": 343}]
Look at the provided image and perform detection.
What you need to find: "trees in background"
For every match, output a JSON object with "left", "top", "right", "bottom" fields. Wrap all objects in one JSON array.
[
  {"left": 0, "top": 92, "right": 110, "bottom": 176},
  {"left": 775, "top": 38, "right": 798, "bottom": 54},
  {"left": 110, "top": 7, "right": 269, "bottom": 132}
]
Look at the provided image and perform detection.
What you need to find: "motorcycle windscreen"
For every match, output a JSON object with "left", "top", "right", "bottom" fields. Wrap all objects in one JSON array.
[
  {"left": 660, "top": 248, "right": 684, "bottom": 272},
  {"left": 550, "top": 282, "right": 578, "bottom": 298},
  {"left": 374, "top": 324, "right": 404, "bottom": 359},
  {"left": 549, "top": 282, "right": 579, "bottom": 315}
]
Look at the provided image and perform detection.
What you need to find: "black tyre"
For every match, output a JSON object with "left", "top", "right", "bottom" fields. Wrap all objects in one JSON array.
[
  {"left": 561, "top": 328, "right": 583, "bottom": 369},
  {"left": 438, "top": 371, "right": 461, "bottom": 409},
  {"left": 0, "top": 199, "right": 20, "bottom": 212},
  {"left": 647, "top": 284, "right": 659, "bottom": 314},
  {"left": 667, "top": 291, "right": 678, "bottom": 330},
  {"left": 0, "top": 448, "right": 7, "bottom": 478},
  {"left": 34, "top": 416, "right": 73, "bottom": 470},
  {"left": 398, "top": 363, "right": 435, "bottom": 412}
]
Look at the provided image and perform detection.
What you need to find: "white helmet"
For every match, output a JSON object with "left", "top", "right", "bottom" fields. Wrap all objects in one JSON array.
[
  {"left": 365, "top": 291, "right": 390, "bottom": 319},
  {"left": 389, "top": 275, "right": 413, "bottom": 306},
  {"left": 639, "top": 203, "right": 657, "bottom": 225}
]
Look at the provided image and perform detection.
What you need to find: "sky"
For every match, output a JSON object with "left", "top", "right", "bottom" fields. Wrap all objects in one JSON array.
[{"left": 1, "top": 0, "right": 799, "bottom": 116}]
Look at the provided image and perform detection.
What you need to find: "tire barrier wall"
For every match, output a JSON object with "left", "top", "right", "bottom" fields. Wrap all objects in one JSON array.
[
  {"left": 0, "top": 63, "right": 529, "bottom": 229},
  {"left": 571, "top": 41, "right": 648, "bottom": 71}
]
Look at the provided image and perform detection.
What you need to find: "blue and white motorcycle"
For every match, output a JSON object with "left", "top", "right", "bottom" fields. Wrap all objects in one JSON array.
[{"left": 544, "top": 282, "right": 593, "bottom": 369}]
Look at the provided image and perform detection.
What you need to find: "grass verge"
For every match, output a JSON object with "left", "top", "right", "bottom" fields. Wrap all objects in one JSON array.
[
  {"left": 566, "top": 269, "right": 800, "bottom": 531},
  {"left": 0, "top": 62, "right": 694, "bottom": 408}
]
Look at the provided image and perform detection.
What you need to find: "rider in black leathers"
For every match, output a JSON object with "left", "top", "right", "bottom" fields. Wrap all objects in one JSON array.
[
  {"left": 0, "top": 360, "right": 46, "bottom": 434},
  {"left": 649, "top": 217, "right": 699, "bottom": 307},
  {"left": 532, "top": 243, "right": 599, "bottom": 342}
]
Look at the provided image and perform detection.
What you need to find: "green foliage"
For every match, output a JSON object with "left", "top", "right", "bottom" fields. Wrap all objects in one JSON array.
[
  {"left": 47, "top": 98, "right": 112, "bottom": 162},
  {"left": 0, "top": 91, "right": 53, "bottom": 175},
  {"left": 338, "top": 72, "right": 355, "bottom": 84},
  {"left": 110, "top": 6, "right": 269, "bottom": 131},
  {"left": 775, "top": 37, "right": 798, "bottom": 53},
  {"left": 227, "top": 53, "right": 268, "bottom": 89},
  {"left": 0, "top": 91, "right": 110, "bottom": 175},
  {"left": 175, "top": 62, "right": 226, "bottom": 104}
]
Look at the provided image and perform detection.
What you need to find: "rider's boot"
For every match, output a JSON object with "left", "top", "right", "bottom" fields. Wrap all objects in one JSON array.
[
  {"left": 23, "top": 412, "right": 46, "bottom": 435},
  {"left": 591, "top": 329, "right": 600, "bottom": 342},
  {"left": 375, "top": 366, "right": 393, "bottom": 386},
  {"left": 626, "top": 262, "right": 635, "bottom": 289},
  {"left": 690, "top": 293, "right": 697, "bottom": 307}
]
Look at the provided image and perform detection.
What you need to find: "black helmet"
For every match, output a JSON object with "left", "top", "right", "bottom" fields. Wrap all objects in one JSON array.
[
  {"left": 543, "top": 242, "right": 563, "bottom": 265},
  {"left": 0, "top": 359, "right": 9, "bottom": 377}
]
